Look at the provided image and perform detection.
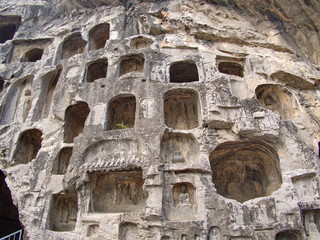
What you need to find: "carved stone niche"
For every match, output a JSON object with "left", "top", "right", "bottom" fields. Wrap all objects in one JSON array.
[
  {"left": 119, "top": 54, "right": 145, "bottom": 76},
  {"left": 160, "top": 132, "right": 199, "bottom": 166},
  {"left": 303, "top": 210, "right": 320, "bottom": 239},
  {"left": 164, "top": 89, "right": 200, "bottom": 130},
  {"left": 48, "top": 193, "right": 78, "bottom": 232},
  {"left": 209, "top": 140, "right": 282, "bottom": 203},
  {"left": 85, "top": 58, "right": 108, "bottom": 82},
  {"left": 131, "top": 36, "right": 153, "bottom": 49},
  {"left": 89, "top": 23, "right": 110, "bottom": 51},
  {"left": 173, "top": 183, "right": 195, "bottom": 207},
  {"left": 169, "top": 61, "right": 199, "bottom": 83},
  {"left": 61, "top": 33, "right": 87, "bottom": 60},
  {"left": 13, "top": 129, "right": 42, "bottom": 164},
  {"left": 275, "top": 230, "right": 302, "bottom": 240},
  {"left": 207, "top": 226, "right": 221, "bottom": 240},
  {"left": 106, "top": 95, "right": 136, "bottom": 130},
  {"left": 63, "top": 101, "right": 90, "bottom": 143},
  {"left": 52, "top": 147, "right": 73, "bottom": 175},
  {"left": 216, "top": 56, "right": 245, "bottom": 77},
  {"left": 90, "top": 169, "right": 147, "bottom": 213},
  {"left": 0, "top": 75, "right": 34, "bottom": 125},
  {"left": 255, "top": 84, "right": 299, "bottom": 120}
]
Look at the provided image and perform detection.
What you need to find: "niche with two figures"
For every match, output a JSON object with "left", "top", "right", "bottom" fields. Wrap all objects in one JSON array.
[
  {"left": 164, "top": 89, "right": 199, "bottom": 130},
  {"left": 90, "top": 170, "right": 147, "bottom": 213}
]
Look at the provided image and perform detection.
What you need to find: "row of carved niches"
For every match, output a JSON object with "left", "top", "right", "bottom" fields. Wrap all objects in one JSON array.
[
  {"left": 0, "top": 15, "right": 21, "bottom": 44},
  {"left": 90, "top": 170, "right": 147, "bottom": 213},
  {"left": 161, "top": 132, "right": 199, "bottom": 166},
  {"left": 13, "top": 129, "right": 42, "bottom": 164},
  {"left": 164, "top": 89, "right": 199, "bottom": 130},
  {"left": 256, "top": 84, "right": 299, "bottom": 120},
  {"left": 209, "top": 140, "right": 282, "bottom": 203},
  {"left": 63, "top": 101, "right": 90, "bottom": 143},
  {"left": 48, "top": 193, "right": 78, "bottom": 232}
]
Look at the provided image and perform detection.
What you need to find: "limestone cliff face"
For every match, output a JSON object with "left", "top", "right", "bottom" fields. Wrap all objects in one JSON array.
[{"left": 0, "top": 0, "right": 320, "bottom": 239}]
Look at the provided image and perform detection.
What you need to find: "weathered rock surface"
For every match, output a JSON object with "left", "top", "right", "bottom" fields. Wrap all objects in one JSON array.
[{"left": 0, "top": 0, "right": 320, "bottom": 239}]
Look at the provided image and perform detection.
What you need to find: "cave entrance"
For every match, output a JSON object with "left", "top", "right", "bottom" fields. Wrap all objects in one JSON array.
[
  {"left": 52, "top": 147, "right": 73, "bottom": 175},
  {"left": 170, "top": 61, "right": 199, "bottom": 83},
  {"left": 209, "top": 140, "right": 282, "bottom": 203},
  {"left": 63, "top": 102, "right": 90, "bottom": 143},
  {"left": 275, "top": 230, "right": 301, "bottom": 240},
  {"left": 0, "top": 15, "right": 21, "bottom": 44},
  {"left": 0, "top": 171, "right": 23, "bottom": 238}
]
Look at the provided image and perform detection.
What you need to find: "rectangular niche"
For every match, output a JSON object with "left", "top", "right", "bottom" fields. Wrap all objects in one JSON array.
[
  {"left": 8, "top": 38, "right": 52, "bottom": 63},
  {"left": 90, "top": 170, "right": 147, "bottom": 213},
  {"left": 48, "top": 193, "right": 78, "bottom": 232}
]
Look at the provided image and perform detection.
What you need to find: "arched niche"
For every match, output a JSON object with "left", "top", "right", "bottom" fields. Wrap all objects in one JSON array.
[
  {"left": 90, "top": 169, "right": 147, "bottom": 213},
  {"left": 0, "top": 15, "right": 21, "bottom": 44},
  {"left": 63, "top": 102, "right": 90, "bottom": 143},
  {"left": 160, "top": 132, "right": 199, "bottom": 164},
  {"left": 131, "top": 36, "right": 152, "bottom": 49},
  {"left": 61, "top": 33, "right": 87, "bottom": 59},
  {"left": 48, "top": 193, "right": 78, "bottom": 231},
  {"left": 172, "top": 182, "right": 195, "bottom": 207},
  {"left": 271, "top": 70, "right": 314, "bottom": 90},
  {"left": 14, "top": 129, "right": 42, "bottom": 164},
  {"left": 275, "top": 230, "right": 301, "bottom": 240},
  {"left": 21, "top": 48, "right": 43, "bottom": 62},
  {"left": 170, "top": 61, "right": 199, "bottom": 83},
  {"left": 120, "top": 54, "right": 144, "bottom": 76},
  {"left": 52, "top": 147, "right": 73, "bottom": 175},
  {"left": 89, "top": 23, "right": 110, "bottom": 51},
  {"left": 107, "top": 95, "right": 136, "bottom": 130},
  {"left": 85, "top": 59, "right": 108, "bottom": 82},
  {"left": 209, "top": 141, "right": 282, "bottom": 203},
  {"left": 0, "top": 171, "right": 23, "bottom": 238},
  {"left": 164, "top": 89, "right": 199, "bottom": 130},
  {"left": 255, "top": 84, "right": 299, "bottom": 120}
]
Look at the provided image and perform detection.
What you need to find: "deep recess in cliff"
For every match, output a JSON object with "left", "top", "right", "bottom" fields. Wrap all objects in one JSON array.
[{"left": 1, "top": 0, "right": 320, "bottom": 239}]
